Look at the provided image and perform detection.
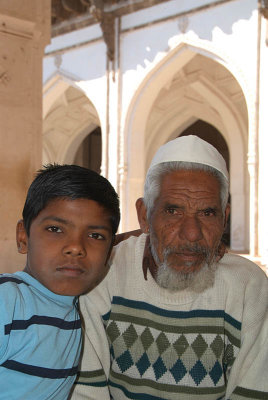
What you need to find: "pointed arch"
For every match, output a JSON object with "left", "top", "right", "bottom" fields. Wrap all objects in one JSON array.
[{"left": 43, "top": 73, "right": 101, "bottom": 166}]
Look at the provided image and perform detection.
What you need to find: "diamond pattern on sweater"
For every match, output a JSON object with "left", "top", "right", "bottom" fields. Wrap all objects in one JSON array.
[
  {"left": 107, "top": 321, "right": 236, "bottom": 387},
  {"left": 130, "top": 337, "right": 145, "bottom": 363},
  {"left": 190, "top": 360, "right": 207, "bottom": 385},
  {"left": 140, "top": 327, "right": 154, "bottom": 350},
  {"left": 114, "top": 334, "right": 127, "bottom": 355},
  {"left": 209, "top": 360, "right": 223, "bottom": 385},
  {"left": 122, "top": 324, "right": 138, "bottom": 348},
  {"left": 211, "top": 335, "right": 224, "bottom": 358},
  {"left": 173, "top": 334, "right": 188, "bottom": 357},
  {"left": 153, "top": 356, "right": 167, "bottom": 380},
  {"left": 170, "top": 359, "right": 187, "bottom": 383},
  {"left": 156, "top": 332, "right": 170, "bottom": 354},
  {"left": 180, "top": 345, "right": 197, "bottom": 371},
  {"left": 146, "top": 341, "right": 160, "bottom": 365},
  {"left": 116, "top": 350, "right": 134, "bottom": 373},
  {"left": 191, "top": 334, "right": 208, "bottom": 358},
  {"left": 107, "top": 320, "right": 121, "bottom": 343},
  {"left": 161, "top": 346, "right": 179, "bottom": 369},
  {"left": 136, "top": 352, "right": 150, "bottom": 376}
]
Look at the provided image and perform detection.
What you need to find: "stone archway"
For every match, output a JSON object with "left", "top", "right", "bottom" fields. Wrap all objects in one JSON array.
[{"left": 43, "top": 83, "right": 101, "bottom": 167}]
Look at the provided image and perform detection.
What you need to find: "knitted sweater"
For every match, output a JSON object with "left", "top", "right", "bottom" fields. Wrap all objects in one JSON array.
[
  {"left": 0, "top": 271, "right": 82, "bottom": 400},
  {"left": 72, "top": 234, "right": 268, "bottom": 400}
]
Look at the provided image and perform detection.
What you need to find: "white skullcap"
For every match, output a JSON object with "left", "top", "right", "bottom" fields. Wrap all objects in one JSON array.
[{"left": 148, "top": 135, "right": 229, "bottom": 181}]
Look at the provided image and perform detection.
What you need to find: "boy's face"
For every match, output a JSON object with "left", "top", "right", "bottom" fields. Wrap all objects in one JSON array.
[{"left": 16, "top": 198, "right": 114, "bottom": 296}]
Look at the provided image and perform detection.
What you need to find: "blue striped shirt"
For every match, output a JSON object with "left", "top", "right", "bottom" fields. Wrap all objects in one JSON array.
[{"left": 0, "top": 271, "right": 82, "bottom": 399}]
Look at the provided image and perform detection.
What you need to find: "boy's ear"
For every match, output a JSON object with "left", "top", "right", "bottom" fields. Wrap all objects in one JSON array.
[
  {"left": 136, "top": 198, "right": 149, "bottom": 234},
  {"left": 16, "top": 220, "right": 28, "bottom": 254}
]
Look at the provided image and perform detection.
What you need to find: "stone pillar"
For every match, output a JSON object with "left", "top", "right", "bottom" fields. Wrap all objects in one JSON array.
[
  {"left": 258, "top": 12, "right": 268, "bottom": 271},
  {"left": 0, "top": 1, "right": 51, "bottom": 273}
]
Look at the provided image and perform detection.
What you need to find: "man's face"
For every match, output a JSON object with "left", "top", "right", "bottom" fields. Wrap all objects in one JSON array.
[
  {"left": 138, "top": 170, "right": 229, "bottom": 276},
  {"left": 17, "top": 198, "right": 113, "bottom": 296}
]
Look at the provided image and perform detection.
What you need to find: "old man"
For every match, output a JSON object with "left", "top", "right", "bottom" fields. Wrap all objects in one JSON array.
[{"left": 72, "top": 135, "right": 268, "bottom": 400}]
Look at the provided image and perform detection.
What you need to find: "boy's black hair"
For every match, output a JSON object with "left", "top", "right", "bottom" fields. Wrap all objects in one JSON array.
[{"left": 22, "top": 164, "right": 120, "bottom": 236}]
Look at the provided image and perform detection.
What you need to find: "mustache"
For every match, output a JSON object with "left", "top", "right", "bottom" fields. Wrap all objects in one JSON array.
[{"left": 163, "top": 244, "right": 210, "bottom": 258}]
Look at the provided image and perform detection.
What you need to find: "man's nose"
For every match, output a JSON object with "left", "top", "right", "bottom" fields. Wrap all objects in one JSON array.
[
  {"left": 178, "top": 215, "right": 203, "bottom": 242},
  {"left": 63, "top": 235, "right": 86, "bottom": 257}
]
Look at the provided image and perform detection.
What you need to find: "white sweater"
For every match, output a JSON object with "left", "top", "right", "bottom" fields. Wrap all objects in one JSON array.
[{"left": 72, "top": 234, "right": 268, "bottom": 400}]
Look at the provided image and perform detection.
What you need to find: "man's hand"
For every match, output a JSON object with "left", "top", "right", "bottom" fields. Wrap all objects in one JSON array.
[{"left": 114, "top": 229, "right": 142, "bottom": 246}]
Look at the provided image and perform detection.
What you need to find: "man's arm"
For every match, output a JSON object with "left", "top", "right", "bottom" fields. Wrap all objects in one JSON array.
[
  {"left": 226, "top": 316, "right": 268, "bottom": 399},
  {"left": 71, "top": 231, "right": 142, "bottom": 400},
  {"left": 70, "top": 283, "right": 112, "bottom": 400},
  {"left": 114, "top": 229, "right": 141, "bottom": 246},
  {"left": 225, "top": 270, "right": 268, "bottom": 399}
]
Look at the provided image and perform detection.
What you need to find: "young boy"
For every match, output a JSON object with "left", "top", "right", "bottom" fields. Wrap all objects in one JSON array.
[{"left": 0, "top": 164, "right": 120, "bottom": 399}]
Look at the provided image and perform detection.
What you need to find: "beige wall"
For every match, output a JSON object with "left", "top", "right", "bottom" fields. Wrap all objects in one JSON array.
[{"left": 0, "top": 0, "right": 51, "bottom": 273}]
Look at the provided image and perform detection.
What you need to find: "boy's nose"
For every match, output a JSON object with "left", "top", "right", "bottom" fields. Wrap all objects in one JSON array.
[
  {"left": 178, "top": 215, "right": 203, "bottom": 242},
  {"left": 63, "top": 237, "right": 86, "bottom": 257}
]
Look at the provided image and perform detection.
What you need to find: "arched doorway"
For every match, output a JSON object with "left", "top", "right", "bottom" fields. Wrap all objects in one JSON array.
[
  {"left": 43, "top": 84, "right": 102, "bottom": 168},
  {"left": 74, "top": 127, "right": 102, "bottom": 172},
  {"left": 180, "top": 121, "right": 229, "bottom": 169}
]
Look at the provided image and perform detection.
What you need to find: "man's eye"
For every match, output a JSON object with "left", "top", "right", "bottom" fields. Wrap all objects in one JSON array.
[
  {"left": 47, "top": 226, "right": 62, "bottom": 233},
  {"left": 89, "top": 232, "right": 105, "bottom": 240},
  {"left": 202, "top": 208, "right": 216, "bottom": 217},
  {"left": 165, "top": 208, "right": 182, "bottom": 215}
]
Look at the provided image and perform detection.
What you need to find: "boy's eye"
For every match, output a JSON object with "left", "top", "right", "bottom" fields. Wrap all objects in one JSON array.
[
  {"left": 88, "top": 232, "right": 105, "bottom": 240},
  {"left": 47, "top": 226, "right": 62, "bottom": 233}
]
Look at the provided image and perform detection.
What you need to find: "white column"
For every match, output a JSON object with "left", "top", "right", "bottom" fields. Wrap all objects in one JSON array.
[
  {"left": 106, "top": 18, "right": 120, "bottom": 192},
  {"left": 257, "top": 14, "right": 268, "bottom": 270}
]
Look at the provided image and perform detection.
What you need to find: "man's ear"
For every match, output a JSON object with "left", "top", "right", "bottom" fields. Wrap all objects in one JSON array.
[
  {"left": 16, "top": 220, "right": 28, "bottom": 254},
  {"left": 224, "top": 203, "right": 230, "bottom": 228},
  {"left": 136, "top": 198, "right": 150, "bottom": 234}
]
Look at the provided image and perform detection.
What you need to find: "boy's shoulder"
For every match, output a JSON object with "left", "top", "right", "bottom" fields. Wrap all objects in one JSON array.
[
  {"left": 0, "top": 272, "right": 30, "bottom": 304},
  {"left": 0, "top": 272, "right": 28, "bottom": 285},
  {"left": 0, "top": 273, "right": 29, "bottom": 333},
  {"left": 0, "top": 271, "right": 29, "bottom": 289}
]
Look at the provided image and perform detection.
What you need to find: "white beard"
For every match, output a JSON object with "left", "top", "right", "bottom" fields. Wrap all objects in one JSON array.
[
  {"left": 150, "top": 236, "right": 218, "bottom": 293},
  {"left": 155, "top": 260, "right": 217, "bottom": 293}
]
